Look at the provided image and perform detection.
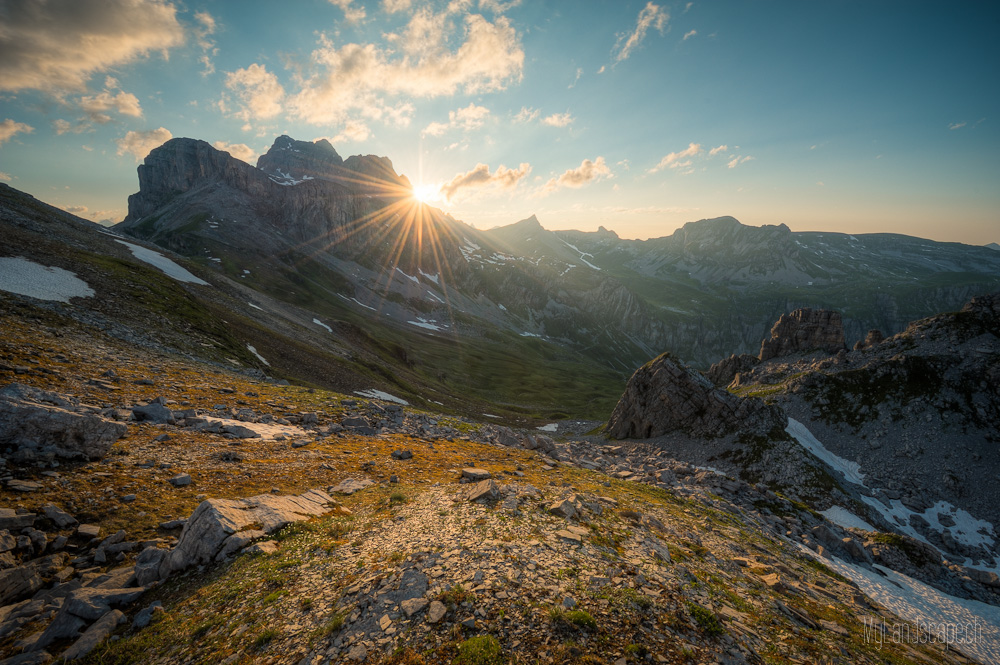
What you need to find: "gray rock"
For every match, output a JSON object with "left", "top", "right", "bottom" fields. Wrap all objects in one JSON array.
[
  {"left": 134, "top": 547, "right": 168, "bottom": 587},
  {"left": 391, "top": 449, "right": 413, "bottom": 460},
  {"left": 330, "top": 478, "right": 373, "bottom": 495},
  {"left": 131, "top": 401, "right": 175, "bottom": 424},
  {"left": 65, "top": 587, "right": 145, "bottom": 622},
  {"left": 759, "top": 308, "right": 846, "bottom": 361},
  {"left": 61, "top": 609, "right": 124, "bottom": 660},
  {"left": 346, "top": 644, "right": 368, "bottom": 661},
  {"left": 132, "top": 601, "right": 163, "bottom": 629},
  {"left": 547, "top": 499, "right": 576, "bottom": 519},
  {"left": 400, "top": 598, "right": 429, "bottom": 617},
  {"left": 427, "top": 600, "right": 446, "bottom": 624},
  {"left": 216, "top": 530, "right": 266, "bottom": 561},
  {"left": 0, "top": 509, "right": 35, "bottom": 531},
  {"left": 0, "top": 553, "right": 69, "bottom": 606},
  {"left": 455, "top": 479, "right": 501, "bottom": 504},
  {"left": 42, "top": 505, "right": 77, "bottom": 529},
  {"left": 167, "top": 473, "right": 192, "bottom": 487},
  {"left": 222, "top": 424, "right": 260, "bottom": 439},
  {"left": 461, "top": 468, "right": 491, "bottom": 481},
  {"left": 76, "top": 524, "right": 100, "bottom": 539},
  {"left": 0, "top": 650, "right": 53, "bottom": 664},
  {"left": 6, "top": 480, "right": 42, "bottom": 492}
]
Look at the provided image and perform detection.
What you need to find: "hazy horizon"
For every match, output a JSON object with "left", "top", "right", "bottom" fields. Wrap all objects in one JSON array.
[{"left": 1, "top": 1, "right": 997, "bottom": 245}]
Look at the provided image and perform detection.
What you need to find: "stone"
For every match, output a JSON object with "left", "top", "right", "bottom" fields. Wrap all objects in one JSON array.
[
  {"left": 42, "top": 505, "right": 77, "bottom": 529},
  {"left": 562, "top": 596, "right": 576, "bottom": 609},
  {"left": 168, "top": 473, "right": 192, "bottom": 487},
  {"left": 706, "top": 353, "right": 760, "bottom": 387},
  {"left": 222, "top": 424, "right": 260, "bottom": 439},
  {"left": 346, "top": 644, "right": 368, "bottom": 661},
  {"left": 0, "top": 553, "right": 69, "bottom": 605},
  {"left": 605, "top": 354, "right": 787, "bottom": 439},
  {"left": 455, "top": 479, "right": 501, "bottom": 504},
  {"left": 134, "top": 547, "right": 168, "bottom": 587},
  {"left": 330, "top": 478, "right": 373, "bottom": 495},
  {"left": 0, "top": 509, "right": 36, "bottom": 531},
  {"left": 65, "top": 587, "right": 146, "bottom": 622},
  {"left": 426, "top": 600, "right": 446, "bottom": 624},
  {"left": 547, "top": 499, "right": 576, "bottom": 519},
  {"left": 77, "top": 524, "right": 101, "bottom": 539},
  {"left": 759, "top": 309, "right": 846, "bottom": 361},
  {"left": 391, "top": 449, "right": 413, "bottom": 460},
  {"left": 132, "top": 402, "right": 174, "bottom": 424},
  {"left": 400, "top": 598, "right": 429, "bottom": 617},
  {"left": 0, "top": 383, "right": 126, "bottom": 461},
  {"left": 853, "top": 329, "right": 885, "bottom": 351},
  {"left": 158, "top": 519, "right": 186, "bottom": 530},
  {"left": 61, "top": 609, "right": 124, "bottom": 660},
  {"left": 216, "top": 530, "right": 266, "bottom": 561},
  {"left": 242, "top": 540, "right": 279, "bottom": 556},
  {"left": 0, "top": 651, "right": 53, "bottom": 664},
  {"left": 461, "top": 468, "right": 491, "bottom": 481},
  {"left": 132, "top": 601, "right": 163, "bottom": 629}
]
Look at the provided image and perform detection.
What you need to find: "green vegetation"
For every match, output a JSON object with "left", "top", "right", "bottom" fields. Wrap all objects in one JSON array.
[
  {"left": 687, "top": 602, "right": 725, "bottom": 637},
  {"left": 453, "top": 635, "right": 504, "bottom": 665}
]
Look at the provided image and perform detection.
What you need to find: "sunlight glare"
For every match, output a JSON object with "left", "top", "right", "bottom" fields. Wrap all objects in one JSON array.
[{"left": 411, "top": 183, "right": 439, "bottom": 204}]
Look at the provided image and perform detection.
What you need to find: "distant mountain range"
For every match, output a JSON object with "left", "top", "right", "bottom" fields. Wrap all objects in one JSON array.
[{"left": 117, "top": 135, "right": 1000, "bottom": 370}]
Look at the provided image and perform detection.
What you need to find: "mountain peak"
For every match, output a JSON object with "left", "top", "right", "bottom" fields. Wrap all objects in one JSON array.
[{"left": 257, "top": 135, "right": 344, "bottom": 181}]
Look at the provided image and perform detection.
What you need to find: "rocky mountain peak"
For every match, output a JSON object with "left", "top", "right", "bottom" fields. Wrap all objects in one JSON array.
[
  {"left": 257, "top": 135, "right": 344, "bottom": 182},
  {"left": 605, "top": 352, "right": 786, "bottom": 439},
  {"left": 759, "top": 308, "right": 846, "bottom": 361}
]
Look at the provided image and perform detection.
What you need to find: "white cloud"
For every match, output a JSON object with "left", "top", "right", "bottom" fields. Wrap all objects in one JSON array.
[
  {"left": 514, "top": 106, "right": 540, "bottom": 123},
  {"left": 613, "top": 2, "right": 668, "bottom": 63},
  {"left": 330, "top": 120, "right": 372, "bottom": 143},
  {"left": 53, "top": 119, "right": 91, "bottom": 135},
  {"left": 116, "top": 127, "right": 173, "bottom": 161},
  {"left": 708, "top": 144, "right": 728, "bottom": 156},
  {"left": 422, "top": 103, "right": 490, "bottom": 136},
  {"left": 949, "top": 122, "right": 966, "bottom": 130},
  {"left": 0, "top": 0, "right": 185, "bottom": 94},
  {"left": 212, "top": 141, "right": 257, "bottom": 163},
  {"left": 0, "top": 119, "right": 35, "bottom": 146},
  {"left": 284, "top": 11, "right": 523, "bottom": 127},
  {"left": 328, "top": 0, "right": 366, "bottom": 22},
  {"left": 541, "top": 112, "right": 573, "bottom": 128},
  {"left": 0, "top": 172, "right": 13, "bottom": 181},
  {"left": 224, "top": 64, "right": 286, "bottom": 123},
  {"left": 544, "top": 156, "right": 611, "bottom": 192},
  {"left": 79, "top": 89, "right": 143, "bottom": 120},
  {"left": 650, "top": 142, "right": 702, "bottom": 172},
  {"left": 441, "top": 162, "right": 531, "bottom": 201},
  {"left": 194, "top": 11, "right": 218, "bottom": 76},
  {"left": 63, "top": 205, "right": 88, "bottom": 214},
  {"left": 727, "top": 155, "right": 754, "bottom": 168},
  {"left": 569, "top": 67, "right": 583, "bottom": 88},
  {"left": 682, "top": 29, "right": 697, "bottom": 40},
  {"left": 383, "top": 0, "right": 412, "bottom": 12}
]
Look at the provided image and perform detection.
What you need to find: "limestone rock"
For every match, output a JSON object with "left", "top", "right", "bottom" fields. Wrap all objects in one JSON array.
[
  {"left": 759, "top": 308, "right": 846, "bottom": 361},
  {"left": 426, "top": 600, "right": 447, "bottom": 624},
  {"left": 330, "top": 478, "right": 373, "bottom": 495},
  {"left": 853, "top": 329, "right": 885, "bottom": 351},
  {"left": 705, "top": 353, "right": 760, "bottom": 387},
  {"left": 0, "top": 383, "right": 127, "bottom": 462},
  {"left": 60, "top": 609, "right": 124, "bottom": 660},
  {"left": 461, "top": 468, "right": 491, "bottom": 482},
  {"left": 605, "top": 353, "right": 787, "bottom": 439},
  {"left": 0, "top": 553, "right": 69, "bottom": 606},
  {"left": 455, "top": 479, "right": 501, "bottom": 504}
]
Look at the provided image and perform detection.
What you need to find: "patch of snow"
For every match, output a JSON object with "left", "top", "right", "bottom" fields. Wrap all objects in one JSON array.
[
  {"left": 246, "top": 344, "right": 270, "bottom": 367},
  {"left": 482, "top": 414, "right": 500, "bottom": 419},
  {"left": 558, "top": 238, "right": 601, "bottom": 271},
  {"left": 248, "top": 302, "right": 263, "bottom": 311},
  {"left": 430, "top": 400, "right": 444, "bottom": 406},
  {"left": 395, "top": 267, "right": 419, "bottom": 283},
  {"left": 115, "top": 240, "right": 210, "bottom": 286},
  {"left": 350, "top": 297, "right": 376, "bottom": 311},
  {"left": 821, "top": 506, "right": 875, "bottom": 532},
  {"left": 209, "top": 257, "right": 221, "bottom": 263},
  {"left": 243, "top": 269, "right": 250, "bottom": 274},
  {"left": 498, "top": 304, "right": 507, "bottom": 311},
  {"left": 860, "top": 495, "right": 997, "bottom": 552},
  {"left": 537, "top": 423, "right": 558, "bottom": 433},
  {"left": 418, "top": 268, "right": 440, "bottom": 284},
  {"left": 0, "top": 257, "right": 95, "bottom": 303},
  {"left": 204, "top": 417, "right": 304, "bottom": 441},
  {"left": 426, "top": 290, "right": 445, "bottom": 304},
  {"left": 786, "top": 418, "right": 865, "bottom": 485},
  {"left": 354, "top": 389, "right": 409, "bottom": 406},
  {"left": 520, "top": 332, "right": 542, "bottom": 338},
  {"left": 408, "top": 318, "right": 445, "bottom": 331},
  {"left": 817, "top": 553, "right": 1000, "bottom": 664},
  {"left": 313, "top": 318, "right": 332, "bottom": 333}
]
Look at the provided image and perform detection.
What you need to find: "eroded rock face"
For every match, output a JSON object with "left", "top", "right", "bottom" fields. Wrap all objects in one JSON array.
[
  {"left": 0, "top": 383, "right": 127, "bottom": 462},
  {"left": 605, "top": 354, "right": 786, "bottom": 439},
  {"left": 759, "top": 308, "right": 846, "bottom": 361},
  {"left": 706, "top": 353, "right": 760, "bottom": 387},
  {"left": 853, "top": 329, "right": 885, "bottom": 351}
]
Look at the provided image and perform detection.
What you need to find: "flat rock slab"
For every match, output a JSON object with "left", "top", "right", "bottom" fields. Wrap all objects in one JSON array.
[
  {"left": 330, "top": 478, "right": 374, "bottom": 495},
  {"left": 461, "top": 468, "right": 491, "bottom": 481},
  {"left": 6, "top": 480, "right": 42, "bottom": 492},
  {"left": 455, "top": 479, "right": 501, "bottom": 504}
]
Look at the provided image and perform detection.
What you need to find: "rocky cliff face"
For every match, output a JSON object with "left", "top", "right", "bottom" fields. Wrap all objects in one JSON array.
[
  {"left": 605, "top": 353, "right": 786, "bottom": 439},
  {"left": 758, "top": 308, "right": 846, "bottom": 360}
]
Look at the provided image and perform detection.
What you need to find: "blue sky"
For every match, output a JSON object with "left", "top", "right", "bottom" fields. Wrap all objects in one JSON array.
[{"left": 0, "top": 0, "right": 997, "bottom": 244}]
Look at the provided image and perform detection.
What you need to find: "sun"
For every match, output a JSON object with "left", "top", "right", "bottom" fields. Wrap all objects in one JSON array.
[{"left": 411, "top": 182, "right": 439, "bottom": 204}]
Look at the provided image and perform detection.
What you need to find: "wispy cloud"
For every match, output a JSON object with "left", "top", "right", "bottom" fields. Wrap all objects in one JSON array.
[
  {"left": 0, "top": 172, "right": 13, "bottom": 181},
  {"left": 708, "top": 144, "right": 728, "bottom": 156},
  {"left": 543, "top": 156, "right": 611, "bottom": 192},
  {"left": 441, "top": 162, "right": 531, "bottom": 201},
  {"left": 0, "top": 0, "right": 184, "bottom": 95},
  {"left": 613, "top": 2, "right": 668, "bottom": 64},
  {"left": 422, "top": 103, "right": 491, "bottom": 137},
  {"left": 727, "top": 155, "right": 754, "bottom": 168},
  {"left": 194, "top": 11, "right": 218, "bottom": 76},
  {"left": 0, "top": 119, "right": 35, "bottom": 146},
  {"left": 541, "top": 112, "right": 574, "bottom": 128},
  {"left": 949, "top": 122, "right": 966, "bottom": 130},
  {"left": 116, "top": 127, "right": 172, "bottom": 161},
  {"left": 212, "top": 141, "right": 257, "bottom": 163},
  {"left": 330, "top": 120, "right": 372, "bottom": 143},
  {"left": 328, "top": 0, "right": 366, "bottom": 22},
  {"left": 513, "top": 106, "right": 540, "bottom": 123},
  {"left": 650, "top": 142, "right": 702, "bottom": 172},
  {"left": 383, "top": 0, "right": 412, "bottom": 13},
  {"left": 682, "top": 30, "right": 697, "bottom": 40}
]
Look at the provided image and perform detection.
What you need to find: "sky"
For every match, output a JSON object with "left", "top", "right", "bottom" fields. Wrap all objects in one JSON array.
[{"left": 0, "top": 0, "right": 997, "bottom": 245}]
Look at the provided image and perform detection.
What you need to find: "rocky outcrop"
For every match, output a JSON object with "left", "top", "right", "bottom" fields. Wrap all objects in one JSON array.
[
  {"left": 705, "top": 353, "right": 760, "bottom": 387},
  {"left": 257, "top": 134, "right": 344, "bottom": 181},
  {"left": 605, "top": 353, "right": 786, "bottom": 439},
  {"left": 853, "top": 329, "right": 885, "bottom": 351},
  {"left": 0, "top": 383, "right": 127, "bottom": 462},
  {"left": 759, "top": 308, "right": 846, "bottom": 361}
]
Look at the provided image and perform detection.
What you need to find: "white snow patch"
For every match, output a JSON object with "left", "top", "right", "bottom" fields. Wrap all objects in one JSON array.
[
  {"left": 537, "top": 423, "right": 558, "bottom": 433},
  {"left": 860, "top": 495, "right": 997, "bottom": 552},
  {"left": 248, "top": 302, "right": 263, "bottom": 311},
  {"left": 408, "top": 318, "right": 445, "bottom": 331},
  {"left": 350, "top": 297, "right": 376, "bottom": 311},
  {"left": 786, "top": 418, "right": 865, "bottom": 485},
  {"left": 818, "top": 553, "right": 1000, "bottom": 664},
  {"left": 354, "top": 389, "right": 408, "bottom": 406},
  {"left": 821, "top": 506, "right": 875, "bottom": 532},
  {"left": 243, "top": 269, "right": 250, "bottom": 274},
  {"left": 395, "top": 267, "right": 419, "bottom": 283},
  {"left": 246, "top": 344, "right": 270, "bottom": 367},
  {"left": 482, "top": 414, "right": 500, "bottom": 419},
  {"left": 498, "top": 303, "right": 507, "bottom": 311},
  {"left": 426, "top": 290, "right": 445, "bottom": 304},
  {"left": 313, "top": 318, "right": 332, "bottom": 333},
  {"left": 418, "top": 268, "right": 440, "bottom": 284},
  {"left": 115, "top": 240, "right": 209, "bottom": 286},
  {"left": 558, "top": 238, "right": 601, "bottom": 270},
  {"left": 520, "top": 332, "right": 542, "bottom": 338},
  {"left": 0, "top": 257, "right": 94, "bottom": 303}
]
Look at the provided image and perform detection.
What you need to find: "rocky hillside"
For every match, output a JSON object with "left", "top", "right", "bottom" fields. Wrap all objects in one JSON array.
[{"left": 1, "top": 301, "right": 992, "bottom": 665}]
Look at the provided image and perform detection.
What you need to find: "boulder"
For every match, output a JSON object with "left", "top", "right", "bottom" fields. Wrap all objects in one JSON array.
[
  {"left": 759, "top": 308, "right": 846, "bottom": 361},
  {"left": 455, "top": 479, "right": 501, "bottom": 504},
  {"left": 60, "top": 609, "right": 124, "bottom": 660},
  {"left": 0, "top": 383, "right": 127, "bottom": 461},
  {"left": 853, "top": 329, "right": 885, "bottom": 351},
  {"left": 461, "top": 468, "right": 491, "bottom": 482},
  {"left": 605, "top": 354, "right": 787, "bottom": 439},
  {"left": 131, "top": 400, "right": 174, "bottom": 424},
  {"left": 330, "top": 478, "right": 373, "bottom": 495},
  {"left": 0, "top": 553, "right": 69, "bottom": 605}
]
